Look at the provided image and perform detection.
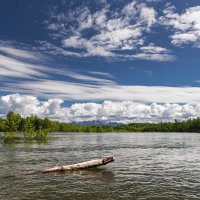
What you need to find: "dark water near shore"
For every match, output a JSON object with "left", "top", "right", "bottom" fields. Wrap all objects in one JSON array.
[{"left": 1, "top": 132, "right": 200, "bottom": 200}]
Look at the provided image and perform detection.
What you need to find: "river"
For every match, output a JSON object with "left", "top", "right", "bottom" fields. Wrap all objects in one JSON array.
[{"left": 1, "top": 132, "right": 200, "bottom": 200}]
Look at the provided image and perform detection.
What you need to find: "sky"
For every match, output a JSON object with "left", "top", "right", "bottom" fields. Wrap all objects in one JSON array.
[{"left": 0, "top": 0, "right": 200, "bottom": 123}]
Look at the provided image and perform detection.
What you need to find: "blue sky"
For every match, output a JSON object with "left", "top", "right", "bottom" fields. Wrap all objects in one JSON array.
[{"left": 0, "top": 0, "right": 200, "bottom": 123}]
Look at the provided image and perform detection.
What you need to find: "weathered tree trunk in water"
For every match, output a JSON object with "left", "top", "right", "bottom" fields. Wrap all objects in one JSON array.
[{"left": 42, "top": 155, "right": 115, "bottom": 173}]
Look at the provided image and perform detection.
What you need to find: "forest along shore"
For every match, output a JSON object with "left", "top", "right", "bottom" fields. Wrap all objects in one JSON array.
[{"left": 1, "top": 111, "right": 200, "bottom": 143}]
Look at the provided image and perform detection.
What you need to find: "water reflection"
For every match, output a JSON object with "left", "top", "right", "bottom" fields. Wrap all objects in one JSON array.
[{"left": 67, "top": 168, "right": 115, "bottom": 182}]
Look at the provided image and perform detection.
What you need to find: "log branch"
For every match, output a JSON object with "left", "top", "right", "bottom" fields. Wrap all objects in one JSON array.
[{"left": 42, "top": 155, "right": 115, "bottom": 173}]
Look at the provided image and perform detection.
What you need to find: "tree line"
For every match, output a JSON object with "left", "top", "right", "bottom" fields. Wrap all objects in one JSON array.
[{"left": 1, "top": 111, "right": 200, "bottom": 142}]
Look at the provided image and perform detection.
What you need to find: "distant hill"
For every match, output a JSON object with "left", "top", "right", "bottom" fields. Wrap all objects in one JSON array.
[{"left": 72, "top": 120, "right": 122, "bottom": 126}]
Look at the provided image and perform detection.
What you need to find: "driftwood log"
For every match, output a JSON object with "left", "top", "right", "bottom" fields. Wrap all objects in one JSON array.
[{"left": 42, "top": 155, "right": 115, "bottom": 173}]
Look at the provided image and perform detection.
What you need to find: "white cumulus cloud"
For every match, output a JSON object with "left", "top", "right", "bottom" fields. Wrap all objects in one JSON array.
[
  {"left": 160, "top": 5, "right": 200, "bottom": 47},
  {"left": 45, "top": 0, "right": 173, "bottom": 61},
  {"left": 1, "top": 94, "right": 200, "bottom": 123}
]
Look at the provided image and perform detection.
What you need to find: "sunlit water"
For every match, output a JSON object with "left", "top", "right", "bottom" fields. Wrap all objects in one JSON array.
[{"left": 1, "top": 132, "right": 200, "bottom": 200}]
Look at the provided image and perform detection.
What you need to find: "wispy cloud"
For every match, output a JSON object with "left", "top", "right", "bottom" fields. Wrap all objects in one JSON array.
[
  {"left": 0, "top": 53, "right": 46, "bottom": 79},
  {"left": 0, "top": 40, "right": 46, "bottom": 61},
  {"left": 0, "top": 41, "right": 195, "bottom": 105},
  {"left": 0, "top": 40, "right": 50, "bottom": 79},
  {"left": 0, "top": 40, "right": 115, "bottom": 85},
  {"left": 3, "top": 79, "right": 200, "bottom": 104},
  {"left": 88, "top": 71, "right": 114, "bottom": 79}
]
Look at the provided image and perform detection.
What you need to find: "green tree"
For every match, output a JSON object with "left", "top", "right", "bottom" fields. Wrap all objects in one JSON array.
[
  {"left": 4, "top": 111, "right": 22, "bottom": 132},
  {"left": 24, "top": 116, "right": 36, "bottom": 140},
  {"left": 3, "top": 111, "right": 22, "bottom": 142}
]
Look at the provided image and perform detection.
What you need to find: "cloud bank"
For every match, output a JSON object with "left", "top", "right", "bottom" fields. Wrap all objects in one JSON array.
[{"left": 1, "top": 94, "right": 200, "bottom": 124}]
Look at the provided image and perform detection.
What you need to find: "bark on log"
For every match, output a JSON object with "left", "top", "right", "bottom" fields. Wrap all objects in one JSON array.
[{"left": 42, "top": 155, "right": 115, "bottom": 173}]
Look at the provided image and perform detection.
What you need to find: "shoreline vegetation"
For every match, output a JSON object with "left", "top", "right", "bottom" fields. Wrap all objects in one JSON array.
[{"left": 1, "top": 111, "right": 200, "bottom": 143}]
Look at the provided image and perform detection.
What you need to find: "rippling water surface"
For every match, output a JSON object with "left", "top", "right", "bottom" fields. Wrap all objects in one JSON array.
[{"left": 1, "top": 132, "right": 200, "bottom": 200}]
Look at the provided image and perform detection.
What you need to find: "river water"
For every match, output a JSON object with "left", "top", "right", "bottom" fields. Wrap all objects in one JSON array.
[{"left": 1, "top": 132, "right": 200, "bottom": 200}]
